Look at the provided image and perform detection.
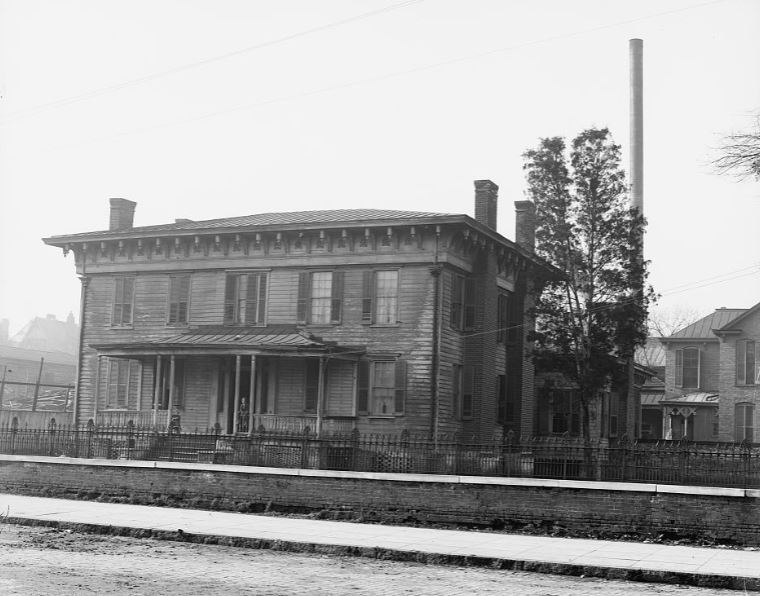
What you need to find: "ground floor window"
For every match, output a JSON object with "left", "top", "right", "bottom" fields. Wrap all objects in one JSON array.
[
  {"left": 735, "top": 402, "right": 754, "bottom": 442},
  {"left": 357, "top": 359, "right": 406, "bottom": 416}
]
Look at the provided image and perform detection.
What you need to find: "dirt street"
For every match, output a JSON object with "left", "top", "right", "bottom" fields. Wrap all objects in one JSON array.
[{"left": 0, "top": 524, "right": 744, "bottom": 595}]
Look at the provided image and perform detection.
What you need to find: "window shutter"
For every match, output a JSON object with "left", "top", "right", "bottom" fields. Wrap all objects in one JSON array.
[
  {"left": 463, "top": 277, "right": 476, "bottom": 331},
  {"left": 452, "top": 365, "right": 461, "bottom": 420},
  {"left": 297, "top": 272, "right": 309, "bottom": 324},
  {"left": 361, "top": 271, "right": 374, "bottom": 323},
  {"left": 223, "top": 275, "right": 236, "bottom": 324},
  {"left": 256, "top": 273, "right": 267, "bottom": 325},
  {"left": 696, "top": 348, "right": 702, "bottom": 389},
  {"left": 450, "top": 274, "right": 462, "bottom": 329},
  {"left": 357, "top": 360, "right": 369, "bottom": 414},
  {"left": 675, "top": 349, "right": 683, "bottom": 387},
  {"left": 394, "top": 359, "right": 407, "bottom": 414},
  {"left": 462, "top": 364, "right": 474, "bottom": 419},
  {"left": 244, "top": 274, "right": 259, "bottom": 325},
  {"left": 179, "top": 276, "right": 190, "bottom": 323},
  {"left": 112, "top": 279, "right": 122, "bottom": 326},
  {"left": 331, "top": 270, "right": 344, "bottom": 323},
  {"left": 304, "top": 359, "right": 319, "bottom": 413},
  {"left": 123, "top": 278, "right": 134, "bottom": 325}
]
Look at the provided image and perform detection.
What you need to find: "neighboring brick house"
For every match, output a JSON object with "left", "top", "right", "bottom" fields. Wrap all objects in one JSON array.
[
  {"left": 659, "top": 305, "right": 760, "bottom": 442},
  {"left": 43, "top": 181, "right": 554, "bottom": 440}
]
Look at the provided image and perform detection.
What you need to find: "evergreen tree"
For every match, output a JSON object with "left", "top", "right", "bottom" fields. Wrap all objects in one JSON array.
[{"left": 523, "top": 128, "right": 655, "bottom": 440}]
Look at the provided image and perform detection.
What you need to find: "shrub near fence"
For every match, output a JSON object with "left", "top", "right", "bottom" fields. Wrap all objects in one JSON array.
[{"left": 1, "top": 422, "right": 760, "bottom": 489}]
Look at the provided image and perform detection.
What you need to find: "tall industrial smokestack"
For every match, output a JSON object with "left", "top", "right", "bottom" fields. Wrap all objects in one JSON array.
[
  {"left": 629, "top": 38, "right": 643, "bottom": 214},
  {"left": 626, "top": 38, "right": 644, "bottom": 441}
]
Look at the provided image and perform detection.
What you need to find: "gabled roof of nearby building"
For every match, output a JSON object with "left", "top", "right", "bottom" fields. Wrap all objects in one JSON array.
[
  {"left": 664, "top": 308, "right": 746, "bottom": 340},
  {"left": 713, "top": 300, "right": 760, "bottom": 334},
  {"left": 8, "top": 315, "right": 79, "bottom": 355}
]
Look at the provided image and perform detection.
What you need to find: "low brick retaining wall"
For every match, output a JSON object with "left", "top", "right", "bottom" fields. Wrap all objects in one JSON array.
[{"left": 2, "top": 455, "right": 759, "bottom": 545}]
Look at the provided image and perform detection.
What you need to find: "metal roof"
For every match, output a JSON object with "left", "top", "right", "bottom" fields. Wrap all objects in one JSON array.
[
  {"left": 45, "top": 209, "right": 455, "bottom": 242},
  {"left": 661, "top": 392, "right": 720, "bottom": 405},
  {"left": 666, "top": 308, "right": 746, "bottom": 340},
  {"left": 90, "top": 325, "right": 362, "bottom": 355}
]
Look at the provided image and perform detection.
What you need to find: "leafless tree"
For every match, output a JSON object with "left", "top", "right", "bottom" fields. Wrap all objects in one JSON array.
[
  {"left": 713, "top": 114, "right": 760, "bottom": 180},
  {"left": 648, "top": 305, "right": 702, "bottom": 337}
]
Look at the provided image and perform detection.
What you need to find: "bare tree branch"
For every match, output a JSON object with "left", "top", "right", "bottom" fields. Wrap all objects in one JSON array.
[{"left": 713, "top": 114, "right": 760, "bottom": 181}]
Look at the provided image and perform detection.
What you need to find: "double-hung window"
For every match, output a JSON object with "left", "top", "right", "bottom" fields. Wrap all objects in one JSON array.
[
  {"left": 106, "top": 358, "right": 132, "bottom": 409},
  {"left": 735, "top": 403, "right": 754, "bottom": 442},
  {"left": 357, "top": 359, "right": 406, "bottom": 416},
  {"left": 361, "top": 270, "right": 399, "bottom": 324},
  {"left": 224, "top": 272, "right": 268, "bottom": 326},
  {"left": 675, "top": 347, "right": 700, "bottom": 389},
  {"left": 297, "top": 271, "right": 343, "bottom": 325},
  {"left": 450, "top": 273, "right": 475, "bottom": 331},
  {"left": 112, "top": 277, "right": 135, "bottom": 327},
  {"left": 737, "top": 340, "right": 757, "bottom": 385},
  {"left": 167, "top": 275, "right": 190, "bottom": 325}
]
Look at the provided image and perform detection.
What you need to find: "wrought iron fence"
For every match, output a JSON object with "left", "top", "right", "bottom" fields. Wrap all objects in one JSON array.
[{"left": 1, "top": 420, "right": 759, "bottom": 489}]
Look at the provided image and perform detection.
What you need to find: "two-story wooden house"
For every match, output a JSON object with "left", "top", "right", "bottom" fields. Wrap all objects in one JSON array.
[
  {"left": 43, "top": 181, "right": 553, "bottom": 440},
  {"left": 659, "top": 304, "right": 760, "bottom": 442}
]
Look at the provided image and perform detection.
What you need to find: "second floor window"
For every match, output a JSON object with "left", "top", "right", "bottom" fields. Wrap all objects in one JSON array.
[
  {"left": 224, "top": 272, "right": 267, "bottom": 326},
  {"left": 450, "top": 273, "right": 475, "bottom": 331},
  {"left": 297, "top": 271, "right": 343, "bottom": 325},
  {"left": 737, "top": 340, "right": 756, "bottom": 385},
  {"left": 167, "top": 275, "right": 190, "bottom": 325},
  {"left": 362, "top": 270, "right": 399, "bottom": 324},
  {"left": 112, "top": 277, "right": 135, "bottom": 327},
  {"left": 675, "top": 347, "right": 700, "bottom": 389}
]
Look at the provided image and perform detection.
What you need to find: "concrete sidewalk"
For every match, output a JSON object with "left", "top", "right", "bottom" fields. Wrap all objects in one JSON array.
[{"left": 0, "top": 492, "right": 757, "bottom": 590}]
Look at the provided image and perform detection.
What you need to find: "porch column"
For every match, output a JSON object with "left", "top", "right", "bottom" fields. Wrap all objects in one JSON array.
[
  {"left": 684, "top": 412, "right": 689, "bottom": 441},
  {"left": 232, "top": 355, "right": 241, "bottom": 434},
  {"left": 248, "top": 355, "right": 256, "bottom": 436},
  {"left": 316, "top": 357, "right": 327, "bottom": 438},
  {"left": 166, "top": 355, "right": 176, "bottom": 428},
  {"left": 152, "top": 356, "right": 162, "bottom": 427}
]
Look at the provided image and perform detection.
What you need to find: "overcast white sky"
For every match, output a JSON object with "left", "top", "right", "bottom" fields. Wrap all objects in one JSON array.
[{"left": 1, "top": 0, "right": 758, "bottom": 334}]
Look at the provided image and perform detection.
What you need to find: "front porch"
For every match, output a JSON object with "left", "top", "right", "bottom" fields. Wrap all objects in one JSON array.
[{"left": 89, "top": 326, "right": 364, "bottom": 436}]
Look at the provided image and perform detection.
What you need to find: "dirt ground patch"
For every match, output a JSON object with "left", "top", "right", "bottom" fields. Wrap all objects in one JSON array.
[{"left": 0, "top": 524, "right": 745, "bottom": 595}]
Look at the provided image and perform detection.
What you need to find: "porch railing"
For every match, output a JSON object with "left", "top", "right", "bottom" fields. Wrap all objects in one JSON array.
[{"left": 1, "top": 424, "right": 760, "bottom": 489}]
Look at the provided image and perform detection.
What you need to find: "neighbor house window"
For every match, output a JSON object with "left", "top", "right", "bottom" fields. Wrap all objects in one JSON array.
[
  {"left": 497, "top": 372, "right": 520, "bottom": 426},
  {"left": 735, "top": 403, "right": 754, "bottom": 442},
  {"left": 224, "top": 272, "right": 268, "bottom": 325},
  {"left": 550, "top": 389, "right": 580, "bottom": 435},
  {"left": 675, "top": 347, "right": 700, "bottom": 389},
  {"left": 167, "top": 275, "right": 190, "bottom": 325},
  {"left": 737, "top": 340, "right": 756, "bottom": 385},
  {"left": 450, "top": 273, "right": 475, "bottom": 331},
  {"left": 357, "top": 360, "right": 406, "bottom": 416},
  {"left": 297, "top": 271, "right": 343, "bottom": 325},
  {"left": 106, "top": 358, "right": 132, "bottom": 409},
  {"left": 112, "top": 277, "right": 135, "bottom": 326},
  {"left": 361, "top": 270, "right": 399, "bottom": 324}
]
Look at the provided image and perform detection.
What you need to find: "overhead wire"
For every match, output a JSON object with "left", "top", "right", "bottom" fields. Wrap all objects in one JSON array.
[{"left": 0, "top": 0, "right": 424, "bottom": 124}]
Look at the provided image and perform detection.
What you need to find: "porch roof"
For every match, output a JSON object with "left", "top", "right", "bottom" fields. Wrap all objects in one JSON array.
[
  {"left": 90, "top": 325, "right": 364, "bottom": 358},
  {"left": 660, "top": 392, "right": 719, "bottom": 406}
]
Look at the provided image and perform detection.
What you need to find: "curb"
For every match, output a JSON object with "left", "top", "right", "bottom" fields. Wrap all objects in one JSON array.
[{"left": 2, "top": 516, "right": 756, "bottom": 591}]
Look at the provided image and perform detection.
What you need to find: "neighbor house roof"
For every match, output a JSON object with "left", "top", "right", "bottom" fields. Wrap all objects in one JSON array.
[{"left": 664, "top": 308, "right": 746, "bottom": 340}]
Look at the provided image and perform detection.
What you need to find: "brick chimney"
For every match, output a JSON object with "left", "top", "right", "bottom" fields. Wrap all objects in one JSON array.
[
  {"left": 109, "top": 198, "right": 137, "bottom": 231},
  {"left": 514, "top": 200, "right": 536, "bottom": 253},
  {"left": 473, "top": 180, "right": 498, "bottom": 231}
]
